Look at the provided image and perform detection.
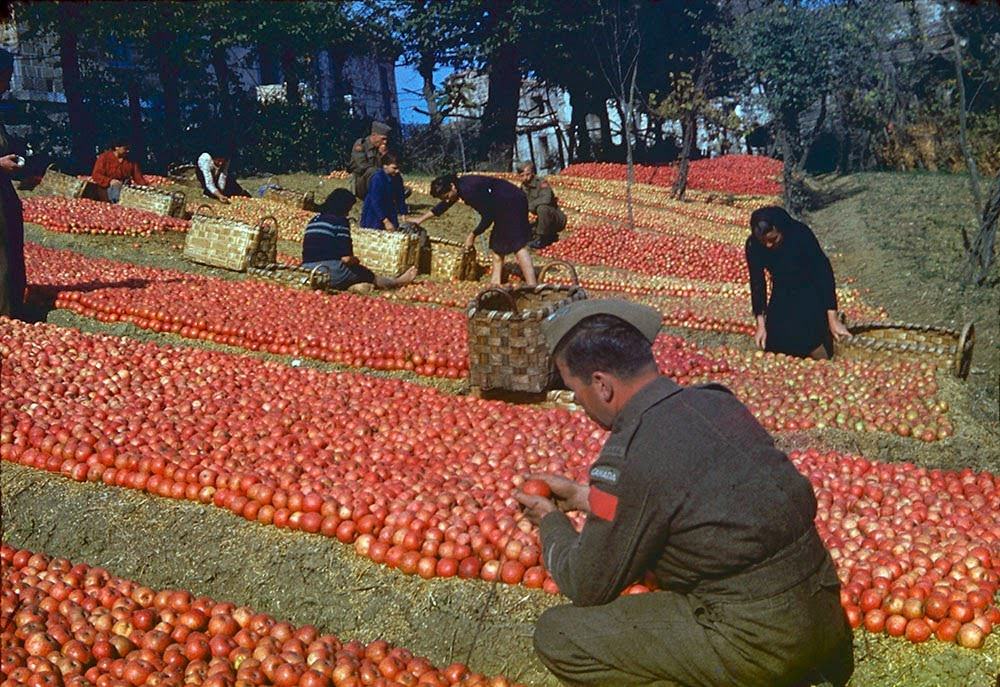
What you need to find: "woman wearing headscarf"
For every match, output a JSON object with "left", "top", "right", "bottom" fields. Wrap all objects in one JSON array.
[
  {"left": 411, "top": 173, "right": 537, "bottom": 287},
  {"left": 745, "top": 206, "right": 851, "bottom": 359},
  {"left": 0, "top": 48, "right": 26, "bottom": 319}
]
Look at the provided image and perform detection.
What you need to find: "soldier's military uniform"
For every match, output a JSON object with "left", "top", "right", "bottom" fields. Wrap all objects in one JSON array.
[
  {"left": 522, "top": 176, "right": 566, "bottom": 247},
  {"left": 533, "top": 301, "right": 854, "bottom": 687},
  {"left": 349, "top": 121, "right": 390, "bottom": 200}
]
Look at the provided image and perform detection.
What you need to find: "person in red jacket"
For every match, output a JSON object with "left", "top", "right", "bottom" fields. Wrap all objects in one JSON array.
[{"left": 90, "top": 139, "right": 147, "bottom": 202}]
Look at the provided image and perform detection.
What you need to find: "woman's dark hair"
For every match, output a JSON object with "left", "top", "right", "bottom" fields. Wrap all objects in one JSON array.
[
  {"left": 553, "top": 314, "right": 656, "bottom": 383},
  {"left": 318, "top": 188, "right": 356, "bottom": 216},
  {"left": 749, "top": 206, "right": 793, "bottom": 241},
  {"left": 380, "top": 151, "right": 399, "bottom": 167},
  {"left": 430, "top": 173, "right": 458, "bottom": 198},
  {"left": 109, "top": 138, "right": 129, "bottom": 149}
]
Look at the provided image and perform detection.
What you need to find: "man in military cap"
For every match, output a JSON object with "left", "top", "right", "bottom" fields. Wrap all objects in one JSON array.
[
  {"left": 349, "top": 121, "right": 391, "bottom": 200},
  {"left": 517, "top": 161, "right": 566, "bottom": 249},
  {"left": 515, "top": 299, "right": 853, "bottom": 687}
]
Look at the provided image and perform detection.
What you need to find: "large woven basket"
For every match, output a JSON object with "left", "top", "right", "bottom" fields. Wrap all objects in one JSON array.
[
  {"left": 37, "top": 165, "right": 93, "bottom": 198},
  {"left": 247, "top": 262, "right": 334, "bottom": 292},
  {"left": 184, "top": 210, "right": 278, "bottom": 272},
  {"left": 837, "top": 320, "right": 975, "bottom": 379},
  {"left": 467, "top": 262, "right": 587, "bottom": 393},
  {"left": 119, "top": 184, "right": 187, "bottom": 217},
  {"left": 425, "top": 238, "right": 479, "bottom": 281},
  {"left": 166, "top": 163, "right": 198, "bottom": 185},
  {"left": 352, "top": 227, "right": 421, "bottom": 276},
  {"left": 264, "top": 185, "right": 316, "bottom": 211}
]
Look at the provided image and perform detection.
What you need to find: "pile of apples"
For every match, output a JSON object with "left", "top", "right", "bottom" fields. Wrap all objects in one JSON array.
[
  {"left": 192, "top": 197, "right": 315, "bottom": 242},
  {"left": 27, "top": 244, "right": 469, "bottom": 379},
  {"left": 23, "top": 197, "right": 190, "bottom": 236},
  {"left": 26, "top": 244, "right": 942, "bottom": 439},
  {"left": 0, "top": 321, "right": 992, "bottom": 646},
  {"left": 1, "top": 544, "right": 524, "bottom": 687},
  {"left": 553, "top": 187, "right": 748, "bottom": 246},
  {"left": 539, "top": 223, "right": 748, "bottom": 283},
  {"left": 560, "top": 155, "right": 784, "bottom": 196},
  {"left": 793, "top": 448, "right": 998, "bottom": 649}
]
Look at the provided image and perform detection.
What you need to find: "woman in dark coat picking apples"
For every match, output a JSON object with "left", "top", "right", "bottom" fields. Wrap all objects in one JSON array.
[
  {"left": 411, "top": 173, "right": 537, "bottom": 287},
  {"left": 745, "top": 206, "right": 851, "bottom": 359}
]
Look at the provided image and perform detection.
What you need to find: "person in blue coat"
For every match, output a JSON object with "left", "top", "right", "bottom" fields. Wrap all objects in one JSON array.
[
  {"left": 412, "top": 173, "right": 537, "bottom": 287},
  {"left": 360, "top": 151, "right": 409, "bottom": 230}
]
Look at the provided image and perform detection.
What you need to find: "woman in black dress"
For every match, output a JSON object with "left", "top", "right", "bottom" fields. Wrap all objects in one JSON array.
[
  {"left": 745, "top": 206, "right": 851, "bottom": 359},
  {"left": 412, "top": 173, "right": 537, "bottom": 286}
]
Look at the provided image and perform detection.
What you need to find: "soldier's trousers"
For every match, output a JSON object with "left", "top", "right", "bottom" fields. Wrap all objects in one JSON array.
[
  {"left": 533, "top": 560, "right": 853, "bottom": 687},
  {"left": 532, "top": 205, "right": 567, "bottom": 245}
]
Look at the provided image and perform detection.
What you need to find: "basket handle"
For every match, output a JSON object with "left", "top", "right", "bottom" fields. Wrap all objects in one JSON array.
[
  {"left": 258, "top": 215, "right": 279, "bottom": 231},
  {"left": 538, "top": 260, "right": 579, "bottom": 285},
  {"left": 196, "top": 203, "right": 215, "bottom": 217},
  {"left": 308, "top": 264, "right": 330, "bottom": 288},
  {"left": 474, "top": 287, "right": 519, "bottom": 314}
]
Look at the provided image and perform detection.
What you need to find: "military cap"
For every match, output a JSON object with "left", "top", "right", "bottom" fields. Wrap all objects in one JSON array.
[
  {"left": 541, "top": 299, "right": 662, "bottom": 354},
  {"left": 371, "top": 121, "right": 391, "bottom": 136}
]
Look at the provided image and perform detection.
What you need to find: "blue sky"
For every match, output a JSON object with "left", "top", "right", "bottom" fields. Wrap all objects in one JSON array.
[{"left": 394, "top": 62, "right": 452, "bottom": 124}]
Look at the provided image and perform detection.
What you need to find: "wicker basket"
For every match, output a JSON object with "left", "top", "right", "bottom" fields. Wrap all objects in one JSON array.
[
  {"left": 247, "top": 262, "right": 334, "bottom": 292},
  {"left": 467, "top": 265, "right": 587, "bottom": 393},
  {"left": 167, "top": 163, "right": 198, "bottom": 185},
  {"left": 264, "top": 185, "right": 316, "bottom": 211},
  {"left": 837, "top": 320, "right": 975, "bottom": 379},
  {"left": 184, "top": 214, "right": 278, "bottom": 272},
  {"left": 36, "top": 165, "right": 94, "bottom": 198},
  {"left": 352, "top": 226, "right": 421, "bottom": 276},
  {"left": 119, "top": 184, "right": 187, "bottom": 217},
  {"left": 425, "top": 238, "right": 479, "bottom": 281}
]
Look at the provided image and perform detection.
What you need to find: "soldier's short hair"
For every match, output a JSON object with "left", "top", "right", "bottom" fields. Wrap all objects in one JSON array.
[
  {"left": 517, "top": 161, "right": 536, "bottom": 174},
  {"left": 553, "top": 314, "right": 656, "bottom": 383}
]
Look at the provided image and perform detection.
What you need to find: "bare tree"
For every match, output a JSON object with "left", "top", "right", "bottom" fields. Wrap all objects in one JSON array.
[
  {"left": 945, "top": 13, "right": 996, "bottom": 285},
  {"left": 593, "top": 0, "right": 641, "bottom": 230}
]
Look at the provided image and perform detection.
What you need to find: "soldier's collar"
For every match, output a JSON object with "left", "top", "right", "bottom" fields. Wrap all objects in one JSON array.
[{"left": 611, "top": 376, "right": 683, "bottom": 433}]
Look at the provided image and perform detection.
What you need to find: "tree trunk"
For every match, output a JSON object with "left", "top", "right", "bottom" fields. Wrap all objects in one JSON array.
[
  {"left": 567, "top": 86, "right": 592, "bottom": 162},
  {"left": 210, "top": 36, "right": 234, "bottom": 123},
  {"left": 417, "top": 52, "right": 442, "bottom": 131},
  {"left": 126, "top": 74, "right": 143, "bottom": 158},
  {"left": 962, "top": 173, "right": 1000, "bottom": 285},
  {"left": 672, "top": 57, "right": 710, "bottom": 200},
  {"left": 152, "top": 27, "right": 181, "bottom": 165},
  {"left": 280, "top": 46, "right": 300, "bottom": 105},
  {"left": 673, "top": 111, "right": 697, "bottom": 199},
  {"left": 623, "top": 63, "right": 638, "bottom": 231},
  {"left": 480, "top": 41, "right": 521, "bottom": 169},
  {"left": 56, "top": 3, "right": 95, "bottom": 173},
  {"left": 597, "top": 103, "right": 612, "bottom": 160}
]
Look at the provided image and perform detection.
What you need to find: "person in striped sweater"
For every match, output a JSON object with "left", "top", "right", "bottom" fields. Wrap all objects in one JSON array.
[{"left": 301, "top": 188, "right": 417, "bottom": 292}]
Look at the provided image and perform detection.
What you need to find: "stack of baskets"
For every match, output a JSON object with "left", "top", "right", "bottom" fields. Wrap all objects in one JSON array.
[
  {"left": 352, "top": 226, "right": 421, "bottom": 276},
  {"left": 183, "top": 207, "right": 278, "bottom": 272},
  {"left": 837, "top": 320, "right": 975, "bottom": 379},
  {"left": 36, "top": 165, "right": 95, "bottom": 199},
  {"left": 119, "top": 184, "right": 187, "bottom": 217},
  {"left": 467, "top": 261, "right": 587, "bottom": 393}
]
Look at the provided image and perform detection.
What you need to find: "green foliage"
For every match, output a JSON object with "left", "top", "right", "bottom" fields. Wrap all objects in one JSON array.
[{"left": 239, "top": 101, "right": 357, "bottom": 175}]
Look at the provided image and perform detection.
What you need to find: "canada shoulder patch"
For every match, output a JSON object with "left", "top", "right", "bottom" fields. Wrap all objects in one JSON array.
[{"left": 589, "top": 486, "right": 619, "bottom": 521}]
